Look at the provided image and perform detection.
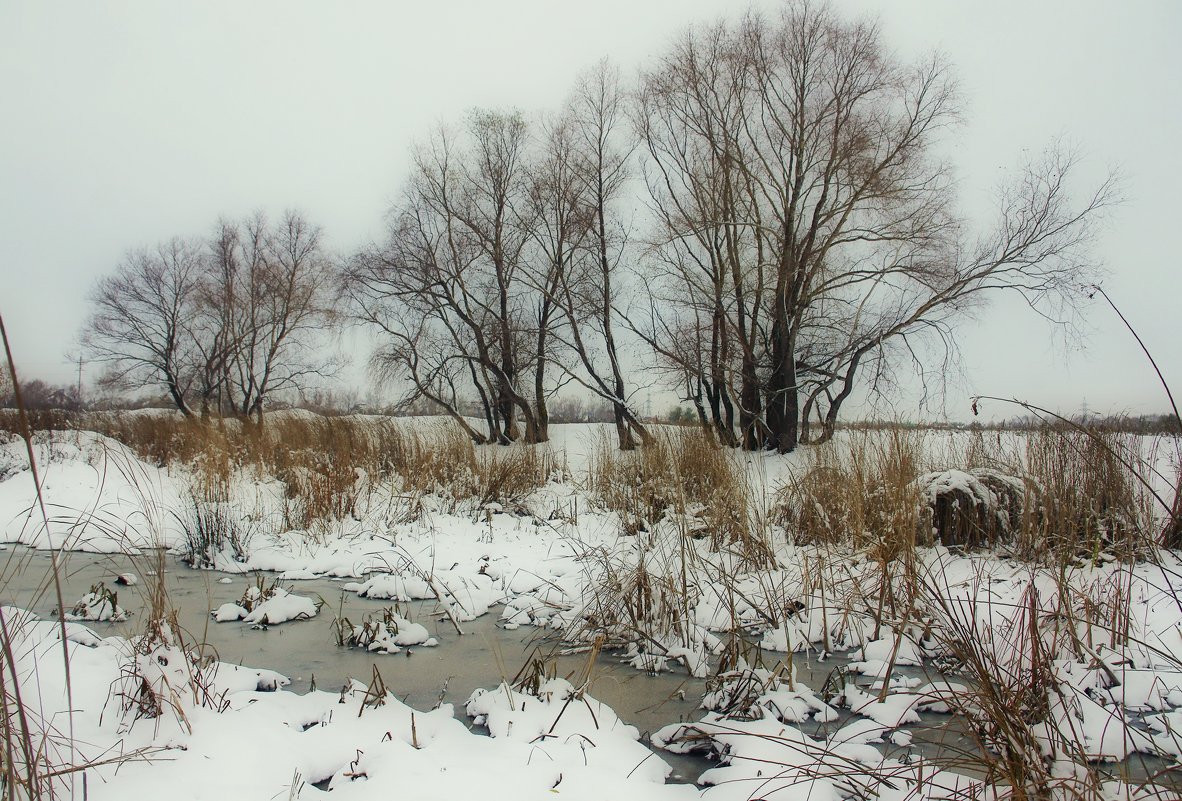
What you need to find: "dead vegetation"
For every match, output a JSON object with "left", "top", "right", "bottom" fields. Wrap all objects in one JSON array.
[
  {"left": 777, "top": 426, "right": 1165, "bottom": 564},
  {"left": 589, "top": 427, "right": 764, "bottom": 555}
]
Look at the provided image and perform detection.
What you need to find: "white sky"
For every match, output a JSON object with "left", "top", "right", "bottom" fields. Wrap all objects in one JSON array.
[{"left": 2, "top": 0, "right": 1179, "bottom": 421}]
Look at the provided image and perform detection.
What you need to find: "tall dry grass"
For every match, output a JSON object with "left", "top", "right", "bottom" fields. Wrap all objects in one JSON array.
[
  {"left": 778, "top": 426, "right": 1164, "bottom": 564},
  {"left": 3, "top": 411, "right": 559, "bottom": 543},
  {"left": 779, "top": 428, "right": 924, "bottom": 561},
  {"left": 589, "top": 426, "right": 766, "bottom": 558}
]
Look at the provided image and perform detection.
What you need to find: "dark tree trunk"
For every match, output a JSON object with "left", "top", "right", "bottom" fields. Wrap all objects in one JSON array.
[
  {"left": 533, "top": 356, "right": 550, "bottom": 444},
  {"left": 765, "top": 313, "right": 799, "bottom": 453},
  {"left": 739, "top": 354, "right": 763, "bottom": 450}
]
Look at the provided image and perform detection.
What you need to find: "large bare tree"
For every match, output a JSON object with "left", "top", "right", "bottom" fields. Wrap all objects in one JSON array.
[
  {"left": 519, "top": 62, "right": 653, "bottom": 451},
  {"left": 637, "top": 1, "right": 1110, "bottom": 451},
  {"left": 220, "top": 211, "right": 338, "bottom": 421},
  {"left": 348, "top": 110, "right": 560, "bottom": 444}
]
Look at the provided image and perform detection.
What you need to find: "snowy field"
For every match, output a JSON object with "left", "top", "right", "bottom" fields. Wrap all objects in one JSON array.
[{"left": 1, "top": 419, "right": 1181, "bottom": 799}]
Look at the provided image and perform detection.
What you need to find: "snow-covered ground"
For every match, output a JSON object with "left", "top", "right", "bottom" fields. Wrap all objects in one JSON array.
[{"left": 1, "top": 421, "right": 1181, "bottom": 799}]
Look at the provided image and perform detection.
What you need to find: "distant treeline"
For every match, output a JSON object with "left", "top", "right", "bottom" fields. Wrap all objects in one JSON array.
[
  {"left": 835, "top": 414, "right": 1182, "bottom": 437},
  {"left": 4, "top": 377, "right": 1178, "bottom": 437}
]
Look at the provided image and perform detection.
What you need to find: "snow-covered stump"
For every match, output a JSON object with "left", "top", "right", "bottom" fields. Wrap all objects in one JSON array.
[{"left": 916, "top": 468, "right": 1026, "bottom": 550}]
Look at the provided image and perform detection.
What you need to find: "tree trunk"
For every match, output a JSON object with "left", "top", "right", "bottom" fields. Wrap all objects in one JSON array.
[
  {"left": 166, "top": 379, "right": 193, "bottom": 418},
  {"left": 533, "top": 363, "right": 549, "bottom": 444},
  {"left": 739, "top": 354, "right": 763, "bottom": 450},
  {"left": 614, "top": 402, "right": 636, "bottom": 451}
]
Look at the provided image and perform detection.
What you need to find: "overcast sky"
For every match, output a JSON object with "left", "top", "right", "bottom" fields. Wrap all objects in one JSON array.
[{"left": 2, "top": 0, "right": 1179, "bottom": 421}]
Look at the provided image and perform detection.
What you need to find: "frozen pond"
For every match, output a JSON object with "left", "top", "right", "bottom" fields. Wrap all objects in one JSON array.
[
  {"left": 6, "top": 544, "right": 1178, "bottom": 791},
  {"left": 0, "top": 544, "right": 992, "bottom": 784}
]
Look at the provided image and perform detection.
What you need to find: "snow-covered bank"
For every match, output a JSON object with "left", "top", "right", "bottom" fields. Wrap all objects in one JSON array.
[{"left": 1, "top": 606, "right": 694, "bottom": 801}]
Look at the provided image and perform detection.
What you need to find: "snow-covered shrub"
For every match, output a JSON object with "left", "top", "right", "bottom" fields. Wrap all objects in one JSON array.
[{"left": 915, "top": 468, "right": 1026, "bottom": 550}]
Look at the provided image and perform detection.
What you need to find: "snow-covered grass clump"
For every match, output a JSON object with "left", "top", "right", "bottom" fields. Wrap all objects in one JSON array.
[
  {"left": 63, "top": 582, "right": 129, "bottom": 622},
  {"left": 212, "top": 578, "right": 321, "bottom": 626},
  {"left": 333, "top": 607, "right": 438, "bottom": 653}
]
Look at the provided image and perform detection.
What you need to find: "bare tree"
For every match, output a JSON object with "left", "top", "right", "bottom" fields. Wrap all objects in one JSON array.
[
  {"left": 220, "top": 211, "right": 339, "bottom": 422},
  {"left": 348, "top": 110, "right": 557, "bottom": 444},
  {"left": 82, "top": 212, "right": 339, "bottom": 419},
  {"left": 637, "top": 1, "right": 1109, "bottom": 451},
  {"left": 556, "top": 60, "right": 652, "bottom": 450},
  {"left": 83, "top": 238, "right": 206, "bottom": 415}
]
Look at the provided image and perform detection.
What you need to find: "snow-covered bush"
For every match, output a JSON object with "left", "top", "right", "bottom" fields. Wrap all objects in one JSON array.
[{"left": 915, "top": 467, "right": 1026, "bottom": 549}]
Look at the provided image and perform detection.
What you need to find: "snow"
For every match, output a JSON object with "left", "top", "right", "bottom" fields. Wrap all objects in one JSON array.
[{"left": 1, "top": 421, "right": 1181, "bottom": 799}]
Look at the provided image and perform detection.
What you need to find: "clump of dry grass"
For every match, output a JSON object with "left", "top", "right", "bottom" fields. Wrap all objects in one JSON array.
[
  {"left": 380, "top": 424, "right": 556, "bottom": 516},
  {"left": 393, "top": 424, "right": 478, "bottom": 499},
  {"left": 474, "top": 444, "right": 561, "bottom": 514},
  {"left": 176, "top": 472, "right": 253, "bottom": 568},
  {"left": 115, "top": 550, "right": 234, "bottom": 730},
  {"left": 566, "top": 540, "right": 717, "bottom": 677},
  {"left": 913, "top": 557, "right": 1151, "bottom": 801},
  {"left": 779, "top": 429, "right": 924, "bottom": 562},
  {"left": 1021, "top": 426, "right": 1157, "bottom": 561}
]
